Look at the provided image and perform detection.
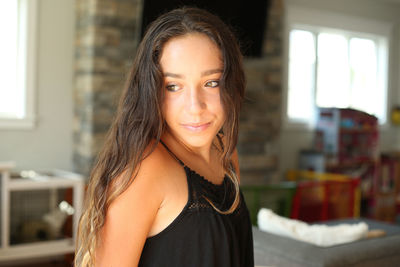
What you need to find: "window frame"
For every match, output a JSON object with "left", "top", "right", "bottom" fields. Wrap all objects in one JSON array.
[
  {"left": 0, "top": 0, "right": 39, "bottom": 130},
  {"left": 283, "top": 5, "right": 392, "bottom": 130}
]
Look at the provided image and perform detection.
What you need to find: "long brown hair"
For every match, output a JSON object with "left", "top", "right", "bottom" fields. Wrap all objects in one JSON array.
[{"left": 74, "top": 7, "right": 245, "bottom": 266}]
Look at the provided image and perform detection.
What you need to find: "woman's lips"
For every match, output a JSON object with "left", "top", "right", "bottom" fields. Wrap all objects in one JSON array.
[{"left": 181, "top": 122, "right": 211, "bottom": 132}]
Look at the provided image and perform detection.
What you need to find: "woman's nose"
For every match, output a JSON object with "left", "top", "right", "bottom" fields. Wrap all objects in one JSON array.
[{"left": 185, "top": 86, "right": 206, "bottom": 114}]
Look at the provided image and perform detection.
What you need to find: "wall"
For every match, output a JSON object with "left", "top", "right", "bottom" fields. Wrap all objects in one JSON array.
[
  {"left": 0, "top": 0, "right": 75, "bottom": 172},
  {"left": 280, "top": 0, "right": 400, "bottom": 174},
  {"left": 2, "top": 0, "right": 396, "bottom": 181}
]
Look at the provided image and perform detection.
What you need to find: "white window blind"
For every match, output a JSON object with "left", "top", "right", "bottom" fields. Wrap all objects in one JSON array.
[
  {"left": 288, "top": 28, "right": 387, "bottom": 124},
  {"left": 0, "top": 0, "right": 38, "bottom": 129},
  {"left": 285, "top": 6, "right": 390, "bottom": 127},
  {"left": 0, "top": 1, "right": 21, "bottom": 118}
]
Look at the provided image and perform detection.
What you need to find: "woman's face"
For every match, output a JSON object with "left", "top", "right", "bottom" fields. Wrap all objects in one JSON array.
[{"left": 160, "top": 33, "right": 225, "bottom": 149}]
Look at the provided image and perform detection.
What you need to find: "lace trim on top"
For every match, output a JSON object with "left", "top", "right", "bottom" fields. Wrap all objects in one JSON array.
[
  {"left": 159, "top": 139, "right": 239, "bottom": 214},
  {"left": 145, "top": 164, "right": 243, "bottom": 242}
]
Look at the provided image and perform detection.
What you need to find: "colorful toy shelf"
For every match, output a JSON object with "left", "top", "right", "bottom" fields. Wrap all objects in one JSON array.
[{"left": 314, "top": 108, "right": 400, "bottom": 221}]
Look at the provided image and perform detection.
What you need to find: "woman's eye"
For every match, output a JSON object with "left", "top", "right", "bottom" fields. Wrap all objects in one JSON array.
[
  {"left": 166, "top": 84, "right": 180, "bottom": 92},
  {"left": 205, "top": 80, "right": 219, "bottom": 88}
]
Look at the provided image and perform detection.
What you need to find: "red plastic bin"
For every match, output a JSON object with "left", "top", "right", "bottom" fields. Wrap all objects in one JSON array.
[{"left": 290, "top": 179, "right": 360, "bottom": 223}]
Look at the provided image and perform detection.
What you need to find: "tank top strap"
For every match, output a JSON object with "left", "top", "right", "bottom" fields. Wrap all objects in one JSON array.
[{"left": 159, "top": 140, "right": 185, "bottom": 167}]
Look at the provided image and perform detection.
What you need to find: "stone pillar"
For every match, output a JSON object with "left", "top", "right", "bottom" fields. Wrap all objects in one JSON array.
[
  {"left": 239, "top": 0, "right": 283, "bottom": 184},
  {"left": 73, "top": 0, "right": 142, "bottom": 177}
]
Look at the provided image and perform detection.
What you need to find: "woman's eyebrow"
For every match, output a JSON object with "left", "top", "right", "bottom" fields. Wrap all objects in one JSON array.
[
  {"left": 201, "top": 68, "right": 223, "bottom": 77},
  {"left": 163, "top": 68, "right": 223, "bottom": 79},
  {"left": 164, "top": 72, "right": 183, "bottom": 78}
]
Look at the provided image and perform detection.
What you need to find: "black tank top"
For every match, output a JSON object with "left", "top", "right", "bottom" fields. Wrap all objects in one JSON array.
[{"left": 138, "top": 141, "right": 254, "bottom": 267}]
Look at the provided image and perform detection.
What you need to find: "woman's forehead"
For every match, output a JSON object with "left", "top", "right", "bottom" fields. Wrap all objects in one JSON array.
[{"left": 160, "top": 33, "right": 223, "bottom": 74}]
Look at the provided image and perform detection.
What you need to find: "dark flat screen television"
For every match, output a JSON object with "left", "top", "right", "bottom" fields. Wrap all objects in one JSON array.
[{"left": 140, "top": 0, "right": 271, "bottom": 58}]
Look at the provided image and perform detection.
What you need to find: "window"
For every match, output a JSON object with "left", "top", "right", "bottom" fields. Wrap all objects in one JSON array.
[
  {"left": 285, "top": 6, "right": 390, "bottom": 127},
  {"left": 0, "top": 0, "right": 38, "bottom": 129}
]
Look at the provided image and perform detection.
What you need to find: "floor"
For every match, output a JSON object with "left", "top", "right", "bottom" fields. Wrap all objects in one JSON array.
[
  {"left": 3, "top": 261, "right": 72, "bottom": 267},
  {"left": 2, "top": 255, "right": 73, "bottom": 267},
  {"left": 4, "top": 218, "right": 400, "bottom": 267}
]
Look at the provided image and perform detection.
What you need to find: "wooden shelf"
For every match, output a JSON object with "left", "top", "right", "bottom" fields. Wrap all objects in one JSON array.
[
  {"left": 339, "top": 128, "right": 377, "bottom": 134},
  {"left": 326, "top": 159, "right": 378, "bottom": 170},
  {"left": 0, "top": 239, "right": 74, "bottom": 262},
  {"left": 8, "top": 175, "right": 83, "bottom": 191}
]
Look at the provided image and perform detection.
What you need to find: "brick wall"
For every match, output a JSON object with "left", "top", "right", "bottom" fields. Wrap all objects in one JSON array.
[
  {"left": 73, "top": 0, "right": 142, "bottom": 175},
  {"left": 239, "top": 0, "right": 283, "bottom": 184}
]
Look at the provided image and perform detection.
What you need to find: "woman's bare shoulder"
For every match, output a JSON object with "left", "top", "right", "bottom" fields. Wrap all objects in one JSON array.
[
  {"left": 96, "top": 141, "right": 177, "bottom": 266},
  {"left": 139, "top": 141, "right": 177, "bottom": 180},
  {"left": 112, "top": 140, "right": 177, "bottom": 195}
]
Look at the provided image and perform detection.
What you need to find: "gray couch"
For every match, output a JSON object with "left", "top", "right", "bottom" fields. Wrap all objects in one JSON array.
[{"left": 252, "top": 219, "right": 400, "bottom": 267}]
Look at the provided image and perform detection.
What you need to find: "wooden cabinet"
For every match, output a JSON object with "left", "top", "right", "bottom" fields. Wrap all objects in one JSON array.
[{"left": 0, "top": 162, "right": 84, "bottom": 262}]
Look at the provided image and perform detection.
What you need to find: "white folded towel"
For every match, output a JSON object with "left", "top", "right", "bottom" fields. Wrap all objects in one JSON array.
[{"left": 257, "top": 208, "right": 368, "bottom": 247}]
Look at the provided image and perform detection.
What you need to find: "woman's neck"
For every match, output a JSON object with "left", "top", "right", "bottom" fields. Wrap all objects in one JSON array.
[{"left": 161, "top": 131, "right": 216, "bottom": 164}]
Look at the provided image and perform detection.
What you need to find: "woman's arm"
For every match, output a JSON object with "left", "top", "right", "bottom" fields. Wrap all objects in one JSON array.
[{"left": 95, "top": 148, "right": 166, "bottom": 266}]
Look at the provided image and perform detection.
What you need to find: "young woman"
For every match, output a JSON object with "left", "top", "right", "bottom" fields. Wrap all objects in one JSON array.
[{"left": 75, "top": 7, "right": 254, "bottom": 267}]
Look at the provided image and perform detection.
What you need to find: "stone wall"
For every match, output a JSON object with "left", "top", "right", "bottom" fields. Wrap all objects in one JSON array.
[
  {"left": 239, "top": 0, "right": 283, "bottom": 184},
  {"left": 73, "top": 0, "right": 142, "bottom": 176},
  {"left": 72, "top": 0, "right": 284, "bottom": 184}
]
